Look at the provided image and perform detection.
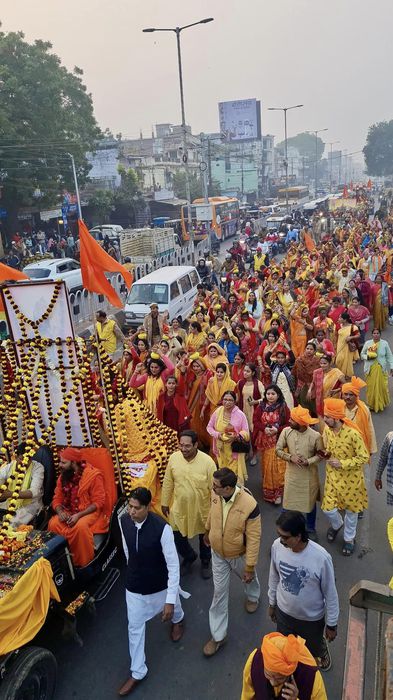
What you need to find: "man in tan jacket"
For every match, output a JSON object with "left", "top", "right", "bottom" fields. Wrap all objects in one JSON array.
[{"left": 203, "top": 467, "right": 261, "bottom": 657}]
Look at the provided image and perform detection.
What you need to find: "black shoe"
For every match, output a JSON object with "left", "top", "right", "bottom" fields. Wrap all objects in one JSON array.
[
  {"left": 180, "top": 552, "right": 197, "bottom": 575},
  {"left": 201, "top": 560, "right": 212, "bottom": 579}
]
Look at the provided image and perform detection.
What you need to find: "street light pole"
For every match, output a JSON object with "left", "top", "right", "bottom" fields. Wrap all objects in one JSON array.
[
  {"left": 307, "top": 128, "right": 328, "bottom": 196},
  {"left": 328, "top": 140, "right": 340, "bottom": 193},
  {"left": 268, "top": 104, "right": 303, "bottom": 214},
  {"left": 67, "top": 152, "right": 82, "bottom": 220},
  {"left": 143, "top": 18, "right": 214, "bottom": 244}
]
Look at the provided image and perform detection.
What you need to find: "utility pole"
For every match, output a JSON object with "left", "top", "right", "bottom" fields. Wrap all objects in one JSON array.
[
  {"left": 207, "top": 137, "right": 212, "bottom": 197},
  {"left": 143, "top": 18, "right": 214, "bottom": 244},
  {"left": 268, "top": 104, "right": 303, "bottom": 214},
  {"left": 307, "top": 128, "right": 328, "bottom": 195},
  {"left": 68, "top": 153, "right": 82, "bottom": 220},
  {"left": 328, "top": 140, "right": 340, "bottom": 192}
]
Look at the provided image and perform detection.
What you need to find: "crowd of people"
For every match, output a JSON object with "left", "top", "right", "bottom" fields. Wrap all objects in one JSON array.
[
  {"left": 4, "top": 199, "right": 393, "bottom": 698},
  {"left": 107, "top": 203, "right": 393, "bottom": 696}
]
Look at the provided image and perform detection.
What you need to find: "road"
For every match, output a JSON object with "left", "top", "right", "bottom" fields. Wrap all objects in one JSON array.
[{"left": 45, "top": 239, "right": 393, "bottom": 700}]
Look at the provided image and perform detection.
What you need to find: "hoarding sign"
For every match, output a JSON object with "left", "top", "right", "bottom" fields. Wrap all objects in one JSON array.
[{"left": 219, "top": 99, "right": 261, "bottom": 141}]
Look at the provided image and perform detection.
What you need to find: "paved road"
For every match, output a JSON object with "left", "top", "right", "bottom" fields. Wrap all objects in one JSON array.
[{"left": 45, "top": 240, "right": 393, "bottom": 700}]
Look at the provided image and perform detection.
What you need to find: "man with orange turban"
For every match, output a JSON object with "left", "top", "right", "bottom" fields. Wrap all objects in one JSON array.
[
  {"left": 48, "top": 447, "right": 106, "bottom": 567},
  {"left": 276, "top": 407, "right": 323, "bottom": 540},
  {"left": 241, "top": 632, "right": 327, "bottom": 699},
  {"left": 322, "top": 398, "right": 369, "bottom": 556},
  {"left": 342, "top": 376, "right": 377, "bottom": 461}
]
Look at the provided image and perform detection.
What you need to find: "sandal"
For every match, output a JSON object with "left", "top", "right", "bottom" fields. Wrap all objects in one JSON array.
[
  {"left": 318, "top": 644, "right": 332, "bottom": 672},
  {"left": 327, "top": 525, "right": 343, "bottom": 543},
  {"left": 342, "top": 541, "right": 355, "bottom": 556}
]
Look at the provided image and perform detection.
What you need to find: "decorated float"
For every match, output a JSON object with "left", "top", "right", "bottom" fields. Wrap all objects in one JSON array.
[{"left": 0, "top": 278, "right": 177, "bottom": 700}]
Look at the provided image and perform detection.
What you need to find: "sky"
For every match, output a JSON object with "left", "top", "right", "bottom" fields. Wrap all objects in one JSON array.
[{"left": 2, "top": 0, "right": 393, "bottom": 163}]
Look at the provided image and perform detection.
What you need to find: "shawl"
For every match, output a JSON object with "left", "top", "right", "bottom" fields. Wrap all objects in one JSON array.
[
  {"left": 294, "top": 354, "right": 320, "bottom": 386},
  {"left": 205, "top": 368, "right": 236, "bottom": 408},
  {"left": 205, "top": 342, "right": 229, "bottom": 372},
  {"left": 145, "top": 376, "right": 165, "bottom": 415},
  {"left": 271, "top": 363, "right": 296, "bottom": 393}
]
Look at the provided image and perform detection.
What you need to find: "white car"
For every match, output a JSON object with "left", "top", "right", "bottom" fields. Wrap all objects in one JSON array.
[
  {"left": 23, "top": 258, "right": 83, "bottom": 292},
  {"left": 89, "top": 225, "right": 123, "bottom": 241}
]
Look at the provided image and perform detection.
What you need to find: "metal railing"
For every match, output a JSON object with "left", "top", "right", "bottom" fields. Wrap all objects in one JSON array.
[
  {"left": 343, "top": 581, "right": 393, "bottom": 700},
  {"left": 70, "top": 241, "right": 207, "bottom": 331}
]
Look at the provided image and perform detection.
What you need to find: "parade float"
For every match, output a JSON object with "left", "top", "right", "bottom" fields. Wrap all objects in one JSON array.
[{"left": 0, "top": 278, "right": 177, "bottom": 700}]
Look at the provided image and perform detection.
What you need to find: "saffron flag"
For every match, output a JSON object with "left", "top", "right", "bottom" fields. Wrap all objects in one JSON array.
[
  {"left": 367, "top": 179, "right": 372, "bottom": 190},
  {"left": 303, "top": 231, "right": 316, "bottom": 252},
  {"left": 78, "top": 219, "right": 132, "bottom": 308},
  {"left": 0, "top": 263, "right": 28, "bottom": 311},
  {"left": 342, "top": 185, "right": 349, "bottom": 198}
]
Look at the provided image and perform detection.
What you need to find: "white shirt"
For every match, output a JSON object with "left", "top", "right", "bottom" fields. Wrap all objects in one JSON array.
[{"left": 121, "top": 517, "right": 180, "bottom": 604}]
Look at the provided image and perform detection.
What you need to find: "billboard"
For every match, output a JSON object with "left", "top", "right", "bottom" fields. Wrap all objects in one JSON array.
[{"left": 219, "top": 99, "right": 261, "bottom": 141}]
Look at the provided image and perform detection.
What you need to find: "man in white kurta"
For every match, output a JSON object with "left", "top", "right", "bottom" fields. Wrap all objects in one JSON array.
[{"left": 118, "top": 487, "right": 188, "bottom": 697}]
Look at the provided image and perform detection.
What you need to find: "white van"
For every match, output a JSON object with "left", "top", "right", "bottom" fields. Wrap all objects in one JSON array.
[{"left": 124, "top": 265, "right": 201, "bottom": 328}]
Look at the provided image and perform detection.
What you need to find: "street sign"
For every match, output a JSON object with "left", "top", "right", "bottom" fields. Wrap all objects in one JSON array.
[{"left": 0, "top": 208, "right": 7, "bottom": 219}]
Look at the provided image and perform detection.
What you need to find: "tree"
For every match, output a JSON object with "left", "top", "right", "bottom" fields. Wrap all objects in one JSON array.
[
  {"left": 172, "top": 170, "right": 204, "bottom": 201},
  {"left": 88, "top": 189, "right": 114, "bottom": 224},
  {"left": 277, "top": 132, "right": 325, "bottom": 161},
  {"left": 209, "top": 177, "right": 222, "bottom": 197},
  {"left": 0, "top": 30, "right": 101, "bottom": 234},
  {"left": 112, "top": 166, "right": 146, "bottom": 226},
  {"left": 364, "top": 121, "right": 393, "bottom": 176}
]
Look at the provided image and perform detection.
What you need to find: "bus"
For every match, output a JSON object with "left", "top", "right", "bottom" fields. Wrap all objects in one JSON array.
[
  {"left": 277, "top": 186, "right": 309, "bottom": 205},
  {"left": 180, "top": 196, "right": 240, "bottom": 242}
]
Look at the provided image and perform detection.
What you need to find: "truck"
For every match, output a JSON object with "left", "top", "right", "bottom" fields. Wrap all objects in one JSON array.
[{"left": 119, "top": 227, "right": 180, "bottom": 261}]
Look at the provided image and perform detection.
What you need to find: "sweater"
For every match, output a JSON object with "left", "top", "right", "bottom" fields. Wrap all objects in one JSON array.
[
  {"left": 205, "top": 486, "right": 261, "bottom": 571},
  {"left": 268, "top": 539, "right": 339, "bottom": 626}
]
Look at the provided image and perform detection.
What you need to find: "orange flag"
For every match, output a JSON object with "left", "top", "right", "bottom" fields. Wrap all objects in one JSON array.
[
  {"left": 342, "top": 185, "right": 349, "bottom": 198},
  {"left": 0, "top": 263, "right": 28, "bottom": 311},
  {"left": 367, "top": 179, "right": 372, "bottom": 190},
  {"left": 78, "top": 219, "right": 132, "bottom": 308},
  {"left": 303, "top": 231, "right": 316, "bottom": 252}
]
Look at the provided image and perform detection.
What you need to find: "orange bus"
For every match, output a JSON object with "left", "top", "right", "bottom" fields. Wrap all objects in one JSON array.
[{"left": 180, "top": 196, "right": 240, "bottom": 242}]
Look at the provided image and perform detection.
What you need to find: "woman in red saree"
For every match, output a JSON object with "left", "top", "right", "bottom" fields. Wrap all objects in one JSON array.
[
  {"left": 156, "top": 376, "right": 191, "bottom": 434},
  {"left": 186, "top": 354, "right": 212, "bottom": 449},
  {"left": 257, "top": 328, "right": 280, "bottom": 387}
]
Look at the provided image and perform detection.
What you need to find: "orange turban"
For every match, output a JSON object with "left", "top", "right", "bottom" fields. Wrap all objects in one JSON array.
[
  {"left": 290, "top": 406, "right": 319, "bottom": 426},
  {"left": 60, "top": 447, "right": 82, "bottom": 462},
  {"left": 261, "top": 633, "right": 310, "bottom": 675},
  {"left": 323, "top": 398, "right": 361, "bottom": 434},
  {"left": 341, "top": 376, "right": 367, "bottom": 396}
]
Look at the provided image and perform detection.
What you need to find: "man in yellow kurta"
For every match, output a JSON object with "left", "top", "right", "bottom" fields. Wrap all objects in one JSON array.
[
  {"left": 241, "top": 632, "right": 327, "bottom": 699},
  {"left": 96, "top": 310, "right": 125, "bottom": 357},
  {"left": 276, "top": 406, "right": 323, "bottom": 540},
  {"left": 342, "top": 376, "right": 377, "bottom": 461},
  {"left": 161, "top": 430, "right": 215, "bottom": 578},
  {"left": 322, "top": 398, "right": 369, "bottom": 557}
]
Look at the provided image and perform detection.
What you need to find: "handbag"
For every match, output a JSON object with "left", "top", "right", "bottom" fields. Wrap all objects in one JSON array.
[{"left": 231, "top": 435, "right": 250, "bottom": 454}]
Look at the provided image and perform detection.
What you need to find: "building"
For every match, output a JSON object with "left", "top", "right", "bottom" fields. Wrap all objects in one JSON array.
[{"left": 119, "top": 124, "right": 201, "bottom": 196}]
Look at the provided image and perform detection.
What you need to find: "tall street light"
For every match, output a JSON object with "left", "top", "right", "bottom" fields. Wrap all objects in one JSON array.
[
  {"left": 143, "top": 18, "right": 214, "bottom": 243},
  {"left": 307, "top": 128, "right": 328, "bottom": 196},
  {"left": 327, "top": 140, "right": 340, "bottom": 193},
  {"left": 268, "top": 104, "right": 303, "bottom": 214}
]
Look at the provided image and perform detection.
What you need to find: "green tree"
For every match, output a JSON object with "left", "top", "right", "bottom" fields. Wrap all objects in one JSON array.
[
  {"left": 277, "top": 132, "right": 325, "bottom": 161},
  {"left": 88, "top": 189, "right": 114, "bottom": 224},
  {"left": 209, "top": 177, "right": 222, "bottom": 197},
  {"left": 0, "top": 30, "right": 101, "bottom": 234},
  {"left": 172, "top": 170, "right": 203, "bottom": 200},
  {"left": 113, "top": 166, "right": 146, "bottom": 226},
  {"left": 364, "top": 121, "right": 393, "bottom": 176}
]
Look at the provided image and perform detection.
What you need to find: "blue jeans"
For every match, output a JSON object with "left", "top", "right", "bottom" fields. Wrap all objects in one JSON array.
[{"left": 282, "top": 505, "right": 317, "bottom": 532}]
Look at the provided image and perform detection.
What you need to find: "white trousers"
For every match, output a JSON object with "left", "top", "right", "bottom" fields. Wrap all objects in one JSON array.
[
  {"left": 323, "top": 507, "right": 358, "bottom": 542},
  {"left": 126, "top": 589, "right": 184, "bottom": 680},
  {"left": 209, "top": 550, "right": 260, "bottom": 642}
]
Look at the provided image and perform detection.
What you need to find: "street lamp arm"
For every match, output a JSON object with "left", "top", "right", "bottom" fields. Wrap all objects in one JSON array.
[
  {"left": 179, "top": 17, "right": 214, "bottom": 31},
  {"left": 142, "top": 27, "right": 177, "bottom": 32}
]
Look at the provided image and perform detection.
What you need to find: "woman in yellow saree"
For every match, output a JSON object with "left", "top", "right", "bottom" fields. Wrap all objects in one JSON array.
[
  {"left": 202, "top": 363, "right": 236, "bottom": 418},
  {"left": 289, "top": 303, "right": 314, "bottom": 358},
  {"left": 372, "top": 274, "right": 389, "bottom": 331},
  {"left": 335, "top": 312, "right": 360, "bottom": 379},
  {"left": 360, "top": 328, "right": 393, "bottom": 412}
]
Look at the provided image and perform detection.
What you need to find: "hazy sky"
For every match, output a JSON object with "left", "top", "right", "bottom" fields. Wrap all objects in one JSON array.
[{"left": 3, "top": 0, "right": 393, "bottom": 161}]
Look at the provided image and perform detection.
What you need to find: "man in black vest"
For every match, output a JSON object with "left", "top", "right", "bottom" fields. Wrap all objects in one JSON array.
[{"left": 118, "top": 487, "right": 186, "bottom": 696}]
